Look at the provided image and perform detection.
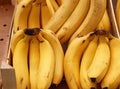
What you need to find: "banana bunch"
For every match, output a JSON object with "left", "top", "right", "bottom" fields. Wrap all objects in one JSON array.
[
  {"left": 64, "top": 29, "right": 120, "bottom": 89},
  {"left": 116, "top": 0, "right": 120, "bottom": 31},
  {"left": 10, "top": 28, "right": 64, "bottom": 89},
  {"left": 14, "top": 0, "right": 60, "bottom": 32}
]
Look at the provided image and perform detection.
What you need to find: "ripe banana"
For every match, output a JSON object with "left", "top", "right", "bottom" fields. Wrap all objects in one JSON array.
[
  {"left": 29, "top": 36, "right": 40, "bottom": 89},
  {"left": 46, "top": 0, "right": 55, "bottom": 15},
  {"left": 101, "top": 36, "right": 120, "bottom": 89},
  {"left": 80, "top": 35, "right": 98, "bottom": 89},
  {"left": 50, "top": 0, "right": 59, "bottom": 11},
  {"left": 41, "top": 2, "right": 52, "bottom": 28},
  {"left": 28, "top": 0, "right": 41, "bottom": 28},
  {"left": 116, "top": 0, "right": 120, "bottom": 31},
  {"left": 56, "top": 0, "right": 90, "bottom": 44},
  {"left": 56, "top": 0, "right": 63, "bottom": 6},
  {"left": 10, "top": 30, "right": 24, "bottom": 54},
  {"left": 64, "top": 32, "right": 93, "bottom": 89},
  {"left": 13, "top": 0, "right": 33, "bottom": 32},
  {"left": 37, "top": 34, "right": 55, "bottom": 89},
  {"left": 87, "top": 35, "right": 110, "bottom": 83},
  {"left": 13, "top": 35, "right": 30, "bottom": 89},
  {"left": 96, "top": 9, "right": 111, "bottom": 32},
  {"left": 44, "top": 0, "right": 79, "bottom": 33},
  {"left": 70, "top": 0, "right": 106, "bottom": 42},
  {"left": 40, "top": 29, "right": 64, "bottom": 85}
]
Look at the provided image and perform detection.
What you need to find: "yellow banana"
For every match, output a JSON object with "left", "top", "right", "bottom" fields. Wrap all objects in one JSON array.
[
  {"left": 13, "top": 0, "right": 33, "bottom": 32},
  {"left": 87, "top": 35, "right": 110, "bottom": 83},
  {"left": 40, "top": 29, "right": 64, "bottom": 85},
  {"left": 29, "top": 36, "right": 40, "bottom": 89},
  {"left": 41, "top": 2, "right": 52, "bottom": 28},
  {"left": 64, "top": 32, "right": 93, "bottom": 89},
  {"left": 96, "top": 9, "right": 111, "bottom": 32},
  {"left": 50, "top": 0, "right": 59, "bottom": 11},
  {"left": 70, "top": 0, "right": 106, "bottom": 42},
  {"left": 28, "top": 0, "right": 41, "bottom": 28},
  {"left": 80, "top": 35, "right": 98, "bottom": 89},
  {"left": 56, "top": 0, "right": 90, "bottom": 44},
  {"left": 44, "top": 0, "right": 79, "bottom": 33},
  {"left": 101, "top": 36, "right": 120, "bottom": 89},
  {"left": 37, "top": 34, "right": 55, "bottom": 89},
  {"left": 46, "top": 0, "right": 56, "bottom": 15},
  {"left": 13, "top": 35, "right": 30, "bottom": 89},
  {"left": 56, "top": 0, "right": 63, "bottom": 6},
  {"left": 116, "top": 0, "right": 120, "bottom": 31},
  {"left": 10, "top": 30, "right": 24, "bottom": 53}
]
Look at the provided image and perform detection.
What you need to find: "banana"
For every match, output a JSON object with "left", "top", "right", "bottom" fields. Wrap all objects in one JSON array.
[
  {"left": 13, "top": 0, "right": 33, "bottom": 32},
  {"left": 29, "top": 36, "right": 40, "bottom": 89},
  {"left": 46, "top": 0, "right": 55, "bottom": 15},
  {"left": 41, "top": 1, "right": 52, "bottom": 28},
  {"left": 56, "top": 0, "right": 90, "bottom": 44},
  {"left": 13, "top": 35, "right": 30, "bottom": 89},
  {"left": 101, "top": 36, "right": 120, "bottom": 89},
  {"left": 87, "top": 35, "right": 110, "bottom": 83},
  {"left": 37, "top": 34, "right": 55, "bottom": 89},
  {"left": 64, "top": 32, "right": 94, "bottom": 89},
  {"left": 40, "top": 29, "right": 64, "bottom": 85},
  {"left": 70, "top": 0, "right": 106, "bottom": 42},
  {"left": 50, "top": 0, "right": 59, "bottom": 11},
  {"left": 10, "top": 30, "right": 24, "bottom": 54},
  {"left": 55, "top": 0, "right": 63, "bottom": 6},
  {"left": 116, "top": 0, "right": 120, "bottom": 31},
  {"left": 28, "top": 0, "right": 41, "bottom": 28},
  {"left": 44, "top": 0, "right": 79, "bottom": 33},
  {"left": 80, "top": 35, "right": 98, "bottom": 89},
  {"left": 96, "top": 9, "right": 111, "bottom": 32}
]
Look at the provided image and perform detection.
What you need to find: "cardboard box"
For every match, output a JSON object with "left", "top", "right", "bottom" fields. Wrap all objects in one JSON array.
[{"left": 0, "top": 0, "right": 119, "bottom": 89}]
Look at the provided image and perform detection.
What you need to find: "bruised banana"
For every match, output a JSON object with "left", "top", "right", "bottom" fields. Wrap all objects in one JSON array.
[
  {"left": 101, "top": 36, "right": 120, "bottom": 89},
  {"left": 87, "top": 35, "right": 110, "bottom": 83},
  {"left": 80, "top": 35, "right": 98, "bottom": 89},
  {"left": 37, "top": 34, "right": 55, "bottom": 89},
  {"left": 13, "top": 35, "right": 30, "bottom": 89},
  {"left": 56, "top": 0, "right": 90, "bottom": 44},
  {"left": 64, "top": 32, "right": 94, "bottom": 89},
  {"left": 41, "top": 2, "right": 52, "bottom": 28},
  {"left": 41, "top": 29, "right": 64, "bottom": 85},
  {"left": 116, "top": 0, "right": 120, "bottom": 31},
  {"left": 28, "top": 0, "right": 41, "bottom": 28},
  {"left": 70, "top": 0, "right": 106, "bottom": 42},
  {"left": 96, "top": 9, "right": 111, "bottom": 32},
  {"left": 10, "top": 30, "right": 24, "bottom": 53},
  {"left": 29, "top": 36, "right": 40, "bottom": 89},
  {"left": 13, "top": 0, "right": 33, "bottom": 32},
  {"left": 44, "top": 0, "right": 79, "bottom": 33}
]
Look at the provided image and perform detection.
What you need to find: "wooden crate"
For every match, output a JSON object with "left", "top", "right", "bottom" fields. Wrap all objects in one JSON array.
[{"left": 0, "top": 0, "right": 119, "bottom": 89}]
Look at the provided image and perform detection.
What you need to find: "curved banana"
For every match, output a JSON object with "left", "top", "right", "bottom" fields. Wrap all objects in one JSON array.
[
  {"left": 29, "top": 36, "right": 40, "bottom": 89},
  {"left": 56, "top": 0, "right": 90, "bottom": 44},
  {"left": 41, "top": 29, "right": 64, "bottom": 85},
  {"left": 96, "top": 9, "right": 111, "bottom": 32},
  {"left": 87, "top": 35, "right": 110, "bottom": 83},
  {"left": 28, "top": 0, "right": 41, "bottom": 28},
  {"left": 80, "top": 35, "right": 98, "bottom": 89},
  {"left": 13, "top": 35, "right": 30, "bottom": 89},
  {"left": 46, "top": 0, "right": 55, "bottom": 15},
  {"left": 50, "top": 0, "right": 59, "bottom": 11},
  {"left": 101, "top": 36, "right": 120, "bottom": 89},
  {"left": 10, "top": 30, "right": 24, "bottom": 53},
  {"left": 37, "top": 34, "right": 55, "bottom": 89},
  {"left": 13, "top": 0, "right": 33, "bottom": 32},
  {"left": 64, "top": 32, "right": 93, "bottom": 89},
  {"left": 116, "top": 0, "right": 120, "bottom": 31},
  {"left": 41, "top": 2, "right": 52, "bottom": 28},
  {"left": 70, "top": 0, "right": 106, "bottom": 42},
  {"left": 44, "top": 0, "right": 79, "bottom": 33}
]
